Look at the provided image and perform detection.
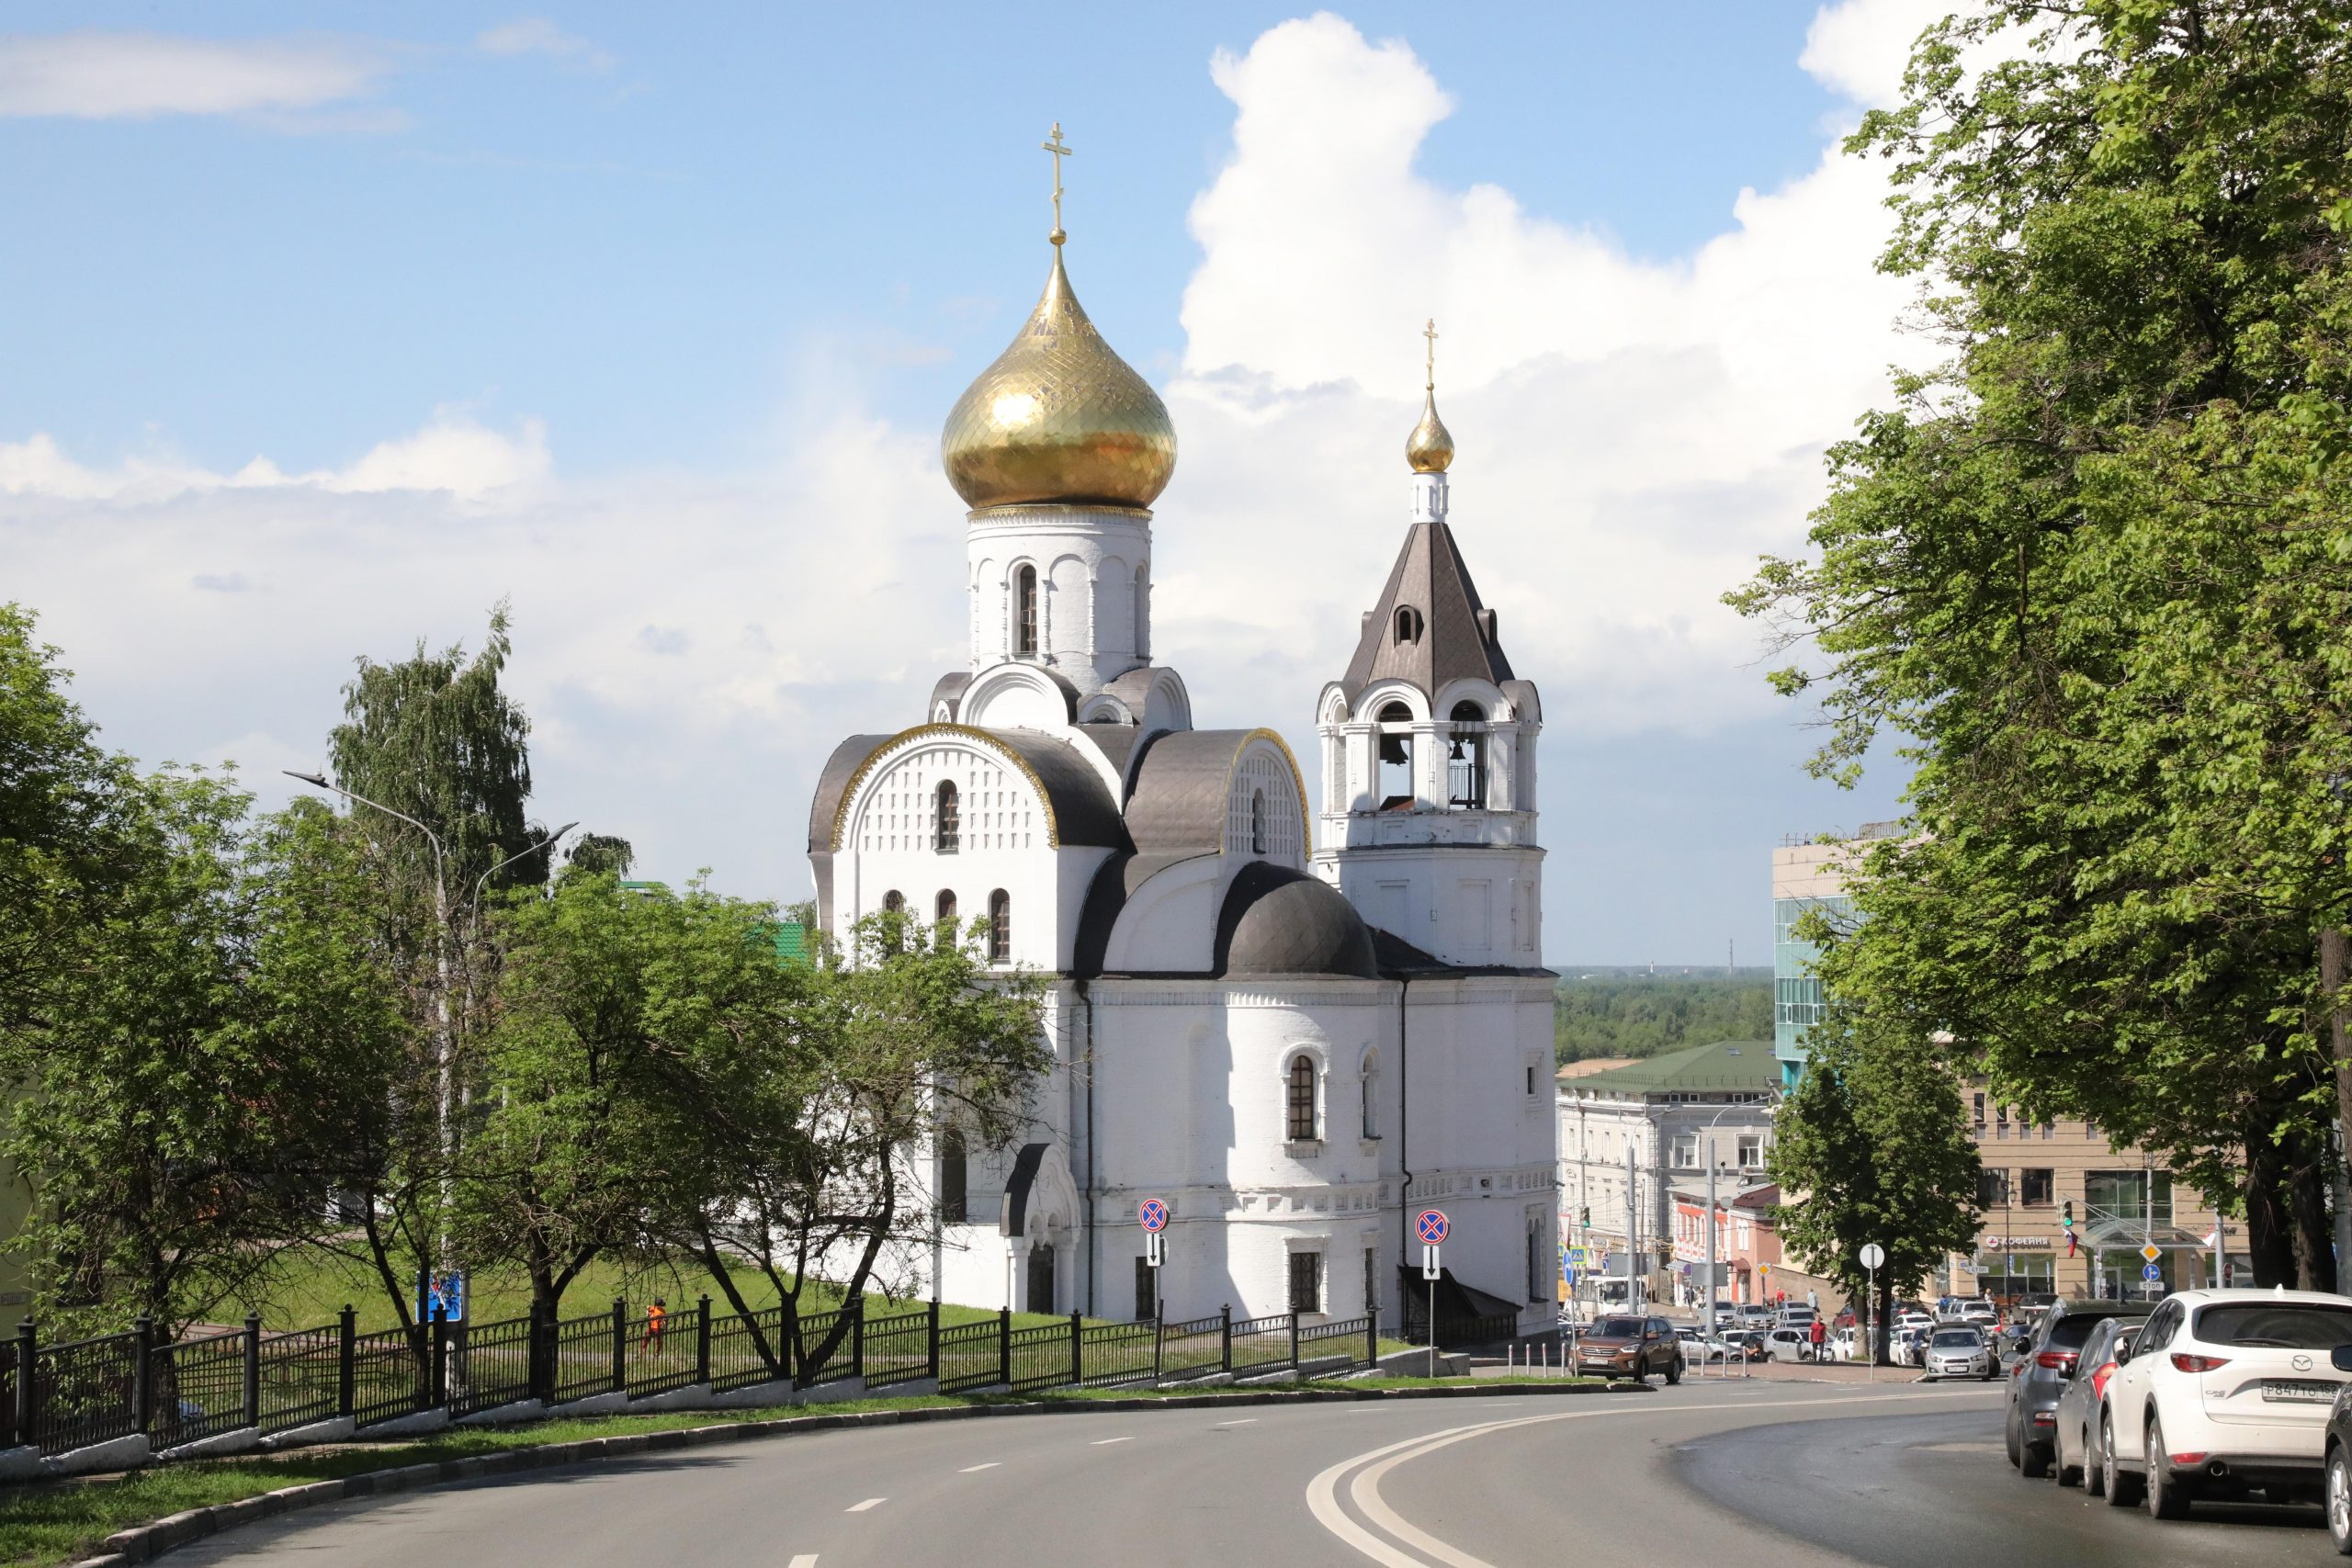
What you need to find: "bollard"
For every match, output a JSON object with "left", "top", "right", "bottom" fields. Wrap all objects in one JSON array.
[
  {"left": 1220, "top": 1303, "right": 1233, "bottom": 1375},
  {"left": 696, "top": 1295, "right": 712, "bottom": 1387},
  {"left": 997, "top": 1305, "right": 1012, "bottom": 1388},
  {"left": 927, "top": 1298, "right": 941, "bottom": 1381},
  {"left": 1367, "top": 1303, "right": 1379, "bottom": 1372},
  {"left": 1288, "top": 1310, "right": 1300, "bottom": 1373},
  {"left": 1069, "top": 1309, "right": 1083, "bottom": 1386},
  {"left": 243, "top": 1311, "right": 262, "bottom": 1428},
  {"left": 429, "top": 1306, "right": 448, "bottom": 1409}
]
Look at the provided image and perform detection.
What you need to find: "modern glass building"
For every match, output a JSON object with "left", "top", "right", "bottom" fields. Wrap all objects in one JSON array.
[{"left": 1770, "top": 825, "right": 1900, "bottom": 1088}]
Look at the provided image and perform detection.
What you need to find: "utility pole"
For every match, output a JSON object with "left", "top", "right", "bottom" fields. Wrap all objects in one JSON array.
[
  {"left": 1704, "top": 1152, "right": 1718, "bottom": 1331},
  {"left": 1624, "top": 1139, "right": 1639, "bottom": 1311}
]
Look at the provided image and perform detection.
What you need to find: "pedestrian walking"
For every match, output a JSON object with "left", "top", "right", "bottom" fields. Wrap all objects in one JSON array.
[
  {"left": 1808, "top": 1315, "right": 1826, "bottom": 1361},
  {"left": 643, "top": 1297, "right": 668, "bottom": 1354}
]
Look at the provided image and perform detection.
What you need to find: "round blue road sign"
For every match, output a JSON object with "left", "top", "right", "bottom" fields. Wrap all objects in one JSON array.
[
  {"left": 2142, "top": 1262, "right": 2163, "bottom": 1282},
  {"left": 1139, "top": 1198, "right": 1169, "bottom": 1233},
  {"left": 1416, "top": 1208, "right": 1450, "bottom": 1246}
]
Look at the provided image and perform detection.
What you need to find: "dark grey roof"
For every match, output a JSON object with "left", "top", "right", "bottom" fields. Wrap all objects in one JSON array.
[
  {"left": 1125, "top": 729, "right": 1263, "bottom": 853},
  {"left": 1096, "top": 665, "right": 1162, "bottom": 717},
  {"left": 1216, "top": 862, "right": 1377, "bottom": 979},
  {"left": 928, "top": 671, "right": 973, "bottom": 720},
  {"left": 1072, "top": 850, "right": 1213, "bottom": 976},
  {"left": 1340, "top": 521, "right": 1515, "bottom": 705},
  {"left": 808, "top": 727, "right": 1126, "bottom": 852},
  {"left": 1074, "top": 723, "right": 1148, "bottom": 793},
  {"left": 978, "top": 728, "right": 1128, "bottom": 849},
  {"left": 807, "top": 735, "right": 896, "bottom": 853}
]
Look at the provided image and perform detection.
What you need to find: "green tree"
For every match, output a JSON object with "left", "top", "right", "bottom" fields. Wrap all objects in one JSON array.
[
  {"left": 650, "top": 908, "right": 1048, "bottom": 1381},
  {"left": 1769, "top": 1021, "right": 1981, "bottom": 1363},
  {"left": 1728, "top": 1, "right": 2352, "bottom": 1281},
  {"left": 565, "top": 833, "right": 636, "bottom": 877}
]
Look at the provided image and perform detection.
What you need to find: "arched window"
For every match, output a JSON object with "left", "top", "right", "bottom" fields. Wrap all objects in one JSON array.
[
  {"left": 1250, "top": 788, "right": 1268, "bottom": 855},
  {"left": 1013, "top": 565, "right": 1039, "bottom": 656},
  {"left": 1446, "top": 699, "right": 1487, "bottom": 808},
  {"left": 934, "top": 780, "right": 960, "bottom": 853},
  {"left": 1375, "top": 701, "right": 1415, "bottom": 809},
  {"left": 882, "top": 889, "right": 905, "bottom": 913},
  {"left": 1286, "top": 1054, "right": 1318, "bottom": 1143},
  {"left": 940, "top": 1129, "right": 967, "bottom": 1223},
  {"left": 1360, "top": 1050, "right": 1381, "bottom": 1140},
  {"left": 935, "top": 888, "right": 957, "bottom": 926},
  {"left": 988, "top": 889, "right": 1012, "bottom": 963},
  {"left": 1394, "top": 605, "right": 1423, "bottom": 644}
]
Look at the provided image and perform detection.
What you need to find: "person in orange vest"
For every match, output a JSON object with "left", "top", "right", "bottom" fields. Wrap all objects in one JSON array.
[{"left": 643, "top": 1297, "right": 668, "bottom": 1354}]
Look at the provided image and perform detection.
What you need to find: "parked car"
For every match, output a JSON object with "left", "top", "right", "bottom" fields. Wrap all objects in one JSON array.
[
  {"left": 2321, "top": 1346, "right": 2352, "bottom": 1553},
  {"left": 1576, "top": 1314, "right": 1683, "bottom": 1383},
  {"left": 2006, "top": 1298, "right": 2154, "bottom": 1478},
  {"left": 1777, "top": 1306, "right": 1819, "bottom": 1333},
  {"left": 1736, "top": 1303, "right": 1774, "bottom": 1328},
  {"left": 1759, "top": 1326, "right": 1815, "bottom": 1363},
  {"left": 2052, "top": 1317, "right": 2139, "bottom": 1495},
  {"left": 2099, "top": 1288, "right": 2352, "bottom": 1518},
  {"left": 1922, "top": 1325, "right": 1996, "bottom": 1382},
  {"left": 1955, "top": 1299, "right": 1997, "bottom": 1325}
]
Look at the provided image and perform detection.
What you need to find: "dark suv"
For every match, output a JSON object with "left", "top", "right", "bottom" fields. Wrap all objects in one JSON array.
[
  {"left": 2006, "top": 1299, "right": 2152, "bottom": 1478},
  {"left": 1576, "top": 1314, "right": 1682, "bottom": 1383}
]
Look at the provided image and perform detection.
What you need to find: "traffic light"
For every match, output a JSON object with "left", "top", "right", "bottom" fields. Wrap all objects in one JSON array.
[
  {"left": 1579, "top": 1205, "right": 1590, "bottom": 1227},
  {"left": 2061, "top": 1200, "right": 2075, "bottom": 1228}
]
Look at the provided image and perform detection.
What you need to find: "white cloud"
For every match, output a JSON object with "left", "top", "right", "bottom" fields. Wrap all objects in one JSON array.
[
  {"left": 1800, "top": 0, "right": 1949, "bottom": 107},
  {"left": 0, "top": 31, "right": 388, "bottom": 121},
  {"left": 1161, "top": 10, "right": 1917, "bottom": 736},
  {"left": 0, "top": 411, "right": 550, "bottom": 507},
  {"left": 476, "top": 19, "right": 613, "bottom": 71}
]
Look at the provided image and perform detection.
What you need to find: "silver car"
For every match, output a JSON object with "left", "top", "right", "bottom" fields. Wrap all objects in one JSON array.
[{"left": 1922, "top": 1324, "right": 1996, "bottom": 1381}]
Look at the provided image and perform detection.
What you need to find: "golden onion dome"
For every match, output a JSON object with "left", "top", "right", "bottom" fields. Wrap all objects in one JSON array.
[
  {"left": 941, "top": 245, "right": 1178, "bottom": 513},
  {"left": 1406, "top": 388, "right": 1455, "bottom": 474}
]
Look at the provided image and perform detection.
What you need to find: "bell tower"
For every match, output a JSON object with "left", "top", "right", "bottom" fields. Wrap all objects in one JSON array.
[{"left": 1312, "top": 337, "right": 1544, "bottom": 966}]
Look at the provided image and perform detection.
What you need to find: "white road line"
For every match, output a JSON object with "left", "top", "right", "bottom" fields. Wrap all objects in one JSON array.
[
  {"left": 846, "top": 1497, "right": 888, "bottom": 1512},
  {"left": 788, "top": 1557, "right": 818, "bottom": 1567},
  {"left": 1306, "top": 1389, "right": 1995, "bottom": 1568},
  {"left": 1213, "top": 1417, "right": 1257, "bottom": 1427},
  {"left": 1091, "top": 1436, "right": 1135, "bottom": 1445},
  {"left": 959, "top": 1462, "right": 1000, "bottom": 1472}
]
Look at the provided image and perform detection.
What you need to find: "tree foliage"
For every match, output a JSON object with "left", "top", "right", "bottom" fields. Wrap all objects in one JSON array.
[
  {"left": 1728, "top": 1, "right": 2352, "bottom": 1282},
  {"left": 1553, "top": 975, "right": 1772, "bottom": 1063},
  {"left": 1769, "top": 1021, "right": 1981, "bottom": 1361}
]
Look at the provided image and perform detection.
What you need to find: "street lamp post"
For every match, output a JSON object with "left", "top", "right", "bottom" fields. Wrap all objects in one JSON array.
[{"left": 283, "top": 771, "right": 573, "bottom": 1324}]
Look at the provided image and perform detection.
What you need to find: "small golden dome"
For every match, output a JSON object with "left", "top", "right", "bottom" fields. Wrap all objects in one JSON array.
[
  {"left": 940, "top": 249, "right": 1178, "bottom": 513},
  {"left": 1407, "top": 388, "right": 1455, "bottom": 474}
]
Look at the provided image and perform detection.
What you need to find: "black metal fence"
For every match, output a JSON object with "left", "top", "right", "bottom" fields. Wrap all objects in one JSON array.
[{"left": 4, "top": 1298, "right": 1385, "bottom": 1457}]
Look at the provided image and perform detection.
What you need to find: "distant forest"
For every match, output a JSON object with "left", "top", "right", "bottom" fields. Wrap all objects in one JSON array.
[{"left": 1552, "top": 968, "right": 1773, "bottom": 1063}]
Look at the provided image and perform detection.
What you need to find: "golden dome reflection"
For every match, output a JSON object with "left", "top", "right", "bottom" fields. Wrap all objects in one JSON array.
[
  {"left": 1407, "top": 389, "right": 1455, "bottom": 474},
  {"left": 940, "top": 247, "right": 1179, "bottom": 513}
]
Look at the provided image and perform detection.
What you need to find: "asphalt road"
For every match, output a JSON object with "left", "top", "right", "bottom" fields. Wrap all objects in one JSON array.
[{"left": 163, "top": 1380, "right": 2335, "bottom": 1567}]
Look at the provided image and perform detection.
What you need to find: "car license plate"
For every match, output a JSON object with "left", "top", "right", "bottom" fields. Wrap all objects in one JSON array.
[{"left": 2261, "top": 1379, "right": 2336, "bottom": 1403}]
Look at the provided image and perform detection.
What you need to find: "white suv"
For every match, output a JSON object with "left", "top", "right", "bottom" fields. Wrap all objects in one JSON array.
[{"left": 2098, "top": 1287, "right": 2352, "bottom": 1517}]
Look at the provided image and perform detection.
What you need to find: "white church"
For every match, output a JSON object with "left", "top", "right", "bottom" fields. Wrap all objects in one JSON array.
[{"left": 805, "top": 153, "right": 1557, "bottom": 1339}]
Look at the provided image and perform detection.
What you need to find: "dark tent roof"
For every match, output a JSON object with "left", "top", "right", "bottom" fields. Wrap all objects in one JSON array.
[{"left": 1340, "top": 520, "right": 1515, "bottom": 705}]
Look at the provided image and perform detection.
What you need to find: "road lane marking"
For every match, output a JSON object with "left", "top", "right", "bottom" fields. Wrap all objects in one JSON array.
[
  {"left": 846, "top": 1497, "right": 887, "bottom": 1512},
  {"left": 1213, "top": 1417, "right": 1257, "bottom": 1427},
  {"left": 788, "top": 1557, "right": 818, "bottom": 1567},
  {"left": 959, "top": 1462, "right": 1000, "bottom": 1472},
  {"left": 1091, "top": 1436, "right": 1135, "bottom": 1445},
  {"left": 1306, "top": 1389, "right": 1999, "bottom": 1568}
]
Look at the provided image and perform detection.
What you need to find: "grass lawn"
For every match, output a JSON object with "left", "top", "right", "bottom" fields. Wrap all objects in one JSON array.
[
  {"left": 0, "top": 1376, "right": 1606, "bottom": 1567},
  {"left": 232, "top": 1246, "right": 1069, "bottom": 1335}
]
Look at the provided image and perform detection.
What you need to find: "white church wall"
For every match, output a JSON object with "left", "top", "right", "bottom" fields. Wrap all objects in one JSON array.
[
  {"left": 1102, "top": 857, "right": 1216, "bottom": 972},
  {"left": 965, "top": 505, "right": 1151, "bottom": 698}
]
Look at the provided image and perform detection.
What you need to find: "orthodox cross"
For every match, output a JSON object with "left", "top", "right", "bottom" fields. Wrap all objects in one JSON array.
[
  {"left": 1043, "top": 123, "right": 1074, "bottom": 242},
  {"left": 1424, "top": 318, "right": 1439, "bottom": 390}
]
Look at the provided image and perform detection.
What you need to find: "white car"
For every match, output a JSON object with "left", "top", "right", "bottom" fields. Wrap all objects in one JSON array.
[
  {"left": 1760, "top": 1326, "right": 1815, "bottom": 1363},
  {"left": 2098, "top": 1287, "right": 2352, "bottom": 1517}
]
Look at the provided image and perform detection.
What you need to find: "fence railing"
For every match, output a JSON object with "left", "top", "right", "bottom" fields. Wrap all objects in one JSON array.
[{"left": 3, "top": 1297, "right": 1390, "bottom": 1456}]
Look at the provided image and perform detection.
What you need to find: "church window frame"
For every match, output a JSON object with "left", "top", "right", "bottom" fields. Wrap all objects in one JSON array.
[
  {"left": 939, "top": 1128, "right": 967, "bottom": 1224},
  {"left": 882, "top": 889, "right": 905, "bottom": 914},
  {"left": 1393, "top": 605, "right": 1423, "bottom": 645},
  {"left": 988, "top": 888, "right": 1012, "bottom": 964},
  {"left": 1359, "top": 1047, "right": 1381, "bottom": 1141},
  {"left": 934, "top": 779, "right": 960, "bottom": 853},
  {"left": 1446, "top": 699, "right": 1487, "bottom": 809},
  {"left": 935, "top": 888, "right": 957, "bottom": 928},
  {"left": 1287, "top": 1249, "right": 1324, "bottom": 1314},
  {"left": 1285, "top": 1052, "right": 1320, "bottom": 1144},
  {"left": 1250, "top": 788, "right": 1268, "bottom": 855},
  {"left": 1375, "top": 701, "right": 1416, "bottom": 810},
  {"left": 1013, "top": 565, "right": 1040, "bottom": 657}
]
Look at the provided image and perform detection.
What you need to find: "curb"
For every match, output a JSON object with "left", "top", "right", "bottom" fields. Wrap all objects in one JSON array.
[{"left": 69, "top": 1380, "right": 1644, "bottom": 1566}]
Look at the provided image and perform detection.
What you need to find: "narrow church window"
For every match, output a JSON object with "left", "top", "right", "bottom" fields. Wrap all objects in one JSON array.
[
  {"left": 1394, "top": 605, "right": 1422, "bottom": 644},
  {"left": 1446, "top": 700, "right": 1487, "bottom": 808},
  {"left": 935, "top": 888, "right": 957, "bottom": 926},
  {"left": 988, "top": 888, "right": 1012, "bottom": 963},
  {"left": 1014, "top": 565, "right": 1039, "bottom": 656},
  {"left": 1375, "top": 702, "right": 1415, "bottom": 809},
  {"left": 1287, "top": 1054, "right": 1318, "bottom": 1142},
  {"left": 882, "top": 889, "right": 905, "bottom": 913},
  {"left": 940, "top": 1129, "right": 967, "bottom": 1223},
  {"left": 1250, "top": 788, "right": 1268, "bottom": 855},
  {"left": 1288, "top": 1251, "right": 1323, "bottom": 1314},
  {"left": 935, "top": 780, "right": 960, "bottom": 853},
  {"left": 1361, "top": 1052, "right": 1380, "bottom": 1139}
]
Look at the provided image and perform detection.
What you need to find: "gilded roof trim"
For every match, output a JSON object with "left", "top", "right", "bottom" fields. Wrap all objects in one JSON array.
[{"left": 829, "top": 723, "right": 1068, "bottom": 852}]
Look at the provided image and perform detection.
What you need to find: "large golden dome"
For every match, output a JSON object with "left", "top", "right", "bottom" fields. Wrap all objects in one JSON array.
[
  {"left": 1406, "top": 388, "right": 1455, "bottom": 474},
  {"left": 941, "top": 246, "right": 1178, "bottom": 513}
]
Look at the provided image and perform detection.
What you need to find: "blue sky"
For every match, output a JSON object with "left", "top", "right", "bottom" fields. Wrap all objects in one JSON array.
[{"left": 0, "top": 2, "right": 1926, "bottom": 963}]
